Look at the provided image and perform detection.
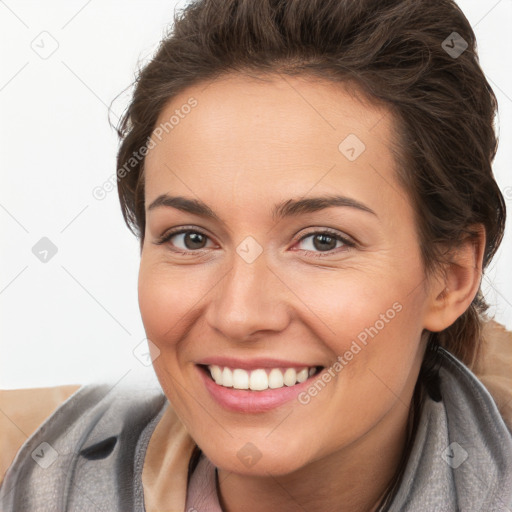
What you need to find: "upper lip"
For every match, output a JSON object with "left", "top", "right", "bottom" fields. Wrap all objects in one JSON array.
[{"left": 196, "top": 357, "right": 323, "bottom": 370}]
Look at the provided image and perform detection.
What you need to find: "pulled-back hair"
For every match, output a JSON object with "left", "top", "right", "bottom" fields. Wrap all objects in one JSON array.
[{"left": 114, "top": 2, "right": 505, "bottom": 506}]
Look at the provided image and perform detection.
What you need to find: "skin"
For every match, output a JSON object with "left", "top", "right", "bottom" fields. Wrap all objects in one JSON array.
[{"left": 138, "top": 73, "right": 484, "bottom": 512}]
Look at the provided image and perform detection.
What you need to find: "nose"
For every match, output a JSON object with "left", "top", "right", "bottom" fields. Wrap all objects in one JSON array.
[{"left": 204, "top": 251, "right": 291, "bottom": 342}]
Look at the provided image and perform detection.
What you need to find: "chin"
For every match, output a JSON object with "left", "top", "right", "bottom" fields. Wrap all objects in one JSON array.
[{"left": 199, "top": 434, "right": 316, "bottom": 477}]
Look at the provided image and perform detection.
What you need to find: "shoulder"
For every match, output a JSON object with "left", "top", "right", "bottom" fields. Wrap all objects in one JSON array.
[
  {"left": 0, "top": 384, "right": 81, "bottom": 485},
  {"left": 0, "top": 381, "right": 167, "bottom": 511},
  {"left": 434, "top": 345, "right": 512, "bottom": 508},
  {"left": 470, "top": 319, "right": 512, "bottom": 429}
]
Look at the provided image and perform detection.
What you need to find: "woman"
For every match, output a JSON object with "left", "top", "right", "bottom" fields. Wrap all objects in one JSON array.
[{"left": 1, "top": 0, "right": 512, "bottom": 510}]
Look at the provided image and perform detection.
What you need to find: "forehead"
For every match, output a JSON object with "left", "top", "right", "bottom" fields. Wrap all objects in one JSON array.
[{"left": 144, "top": 73, "right": 401, "bottom": 211}]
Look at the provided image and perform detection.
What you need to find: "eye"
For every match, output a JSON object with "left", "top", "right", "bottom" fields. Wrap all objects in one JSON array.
[
  {"left": 154, "top": 228, "right": 215, "bottom": 253},
  {"left": 154, "top": 226, "right": 355, "bottom": 257},
  {"left": 294, "top": 229, "right": 355, "bottom": 257}
]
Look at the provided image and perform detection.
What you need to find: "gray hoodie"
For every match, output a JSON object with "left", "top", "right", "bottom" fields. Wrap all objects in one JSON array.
[{"left": 1, "top": 347, "right": 511, "bottom": 511}]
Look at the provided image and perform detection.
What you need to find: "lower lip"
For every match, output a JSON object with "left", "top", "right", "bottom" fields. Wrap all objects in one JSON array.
[{"left": 197, "top": 365, "right": 320, "bottom": 413}]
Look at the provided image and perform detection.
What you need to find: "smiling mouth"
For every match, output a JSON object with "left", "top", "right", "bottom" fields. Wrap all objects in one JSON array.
[{"left": 198, "top": 364, "right": 324, "bottom": 391}]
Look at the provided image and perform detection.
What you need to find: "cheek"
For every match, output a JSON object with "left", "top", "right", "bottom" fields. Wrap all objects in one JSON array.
[
  {"left": 137, "top": 262, "right": 200, "bottom": 418},
  {"left": 286, "top": 265, "right": 423, "bottom": 344},
  {"left": 138, "top": 268, "right": 178, "bottom": 342},
  {"left": 284, "top": 263, "right": 428, "bottom": 404},
  {"left": 137, "top": 260, "right": 207, "bottom": 343},
  {"left": 293, "top": 292, "right": 425, "bottom": 453}
]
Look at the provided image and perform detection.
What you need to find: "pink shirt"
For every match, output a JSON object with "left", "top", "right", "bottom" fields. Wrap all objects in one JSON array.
[{"left": 185, "top": 452, "right": 223, "bottom": 511}]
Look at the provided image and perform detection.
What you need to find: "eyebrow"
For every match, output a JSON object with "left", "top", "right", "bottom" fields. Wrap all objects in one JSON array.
[{"left": 147, "top": 193, "right": 377, "bottom": 222}]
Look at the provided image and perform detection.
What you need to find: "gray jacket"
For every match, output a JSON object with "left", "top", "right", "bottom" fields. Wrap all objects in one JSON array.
[{"left": 1, "top": 347, "right": 511, "bottom": 511}]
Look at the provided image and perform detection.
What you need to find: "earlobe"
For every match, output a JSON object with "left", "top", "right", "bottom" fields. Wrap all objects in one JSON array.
[{"left": 423, "top": 226, "right": 486, "bottom": 333}]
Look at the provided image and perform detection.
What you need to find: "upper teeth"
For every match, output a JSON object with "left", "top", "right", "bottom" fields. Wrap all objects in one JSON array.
[{"left": 207, "top": 365, "right": 318, "bottom": 391}]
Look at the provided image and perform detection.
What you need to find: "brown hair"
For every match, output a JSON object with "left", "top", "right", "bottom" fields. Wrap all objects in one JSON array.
[{"left": 114, "top": 0, "right": 505, "bottom": 507}]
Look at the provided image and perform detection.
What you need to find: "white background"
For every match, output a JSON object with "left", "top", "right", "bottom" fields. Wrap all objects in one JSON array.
[{"left": 1, "top": 0, "right": 511, "bottom": 389}]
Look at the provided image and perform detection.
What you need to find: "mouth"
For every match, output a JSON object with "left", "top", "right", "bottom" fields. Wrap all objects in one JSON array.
[
  {"left": 199, "top": 364, "right": 324, "bottom": 391},
  {"left": 195, "top": 358, "right": 328, "bottom": 412}
]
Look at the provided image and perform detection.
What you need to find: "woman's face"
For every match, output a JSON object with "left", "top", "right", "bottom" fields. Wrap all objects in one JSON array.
[{"left": 138, "top": 73, "right": 433, "bottom": 476}]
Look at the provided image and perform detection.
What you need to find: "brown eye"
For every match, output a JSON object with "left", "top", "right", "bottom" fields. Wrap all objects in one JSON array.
[
  {"left": 156, "top": 229, "right": 214, "bottom": 252},
  {"left": 311, "top": 234, "right": 338, "bottom": 252},
  {"left": 180, "top": 232, "right": 208, "bottom": 250},
  {"left": 295, "top": 230, "right": 355, "bottom": 256}
]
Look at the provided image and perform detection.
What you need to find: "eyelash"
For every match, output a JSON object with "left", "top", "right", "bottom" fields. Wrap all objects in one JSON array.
[{"left": 155, "top": 226, "right": 356, "bottom": 258}]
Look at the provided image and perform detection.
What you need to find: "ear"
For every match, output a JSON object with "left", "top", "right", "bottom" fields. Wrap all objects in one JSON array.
[{"left": 423, "top": 225, "right": 486, "bottom": 332}]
